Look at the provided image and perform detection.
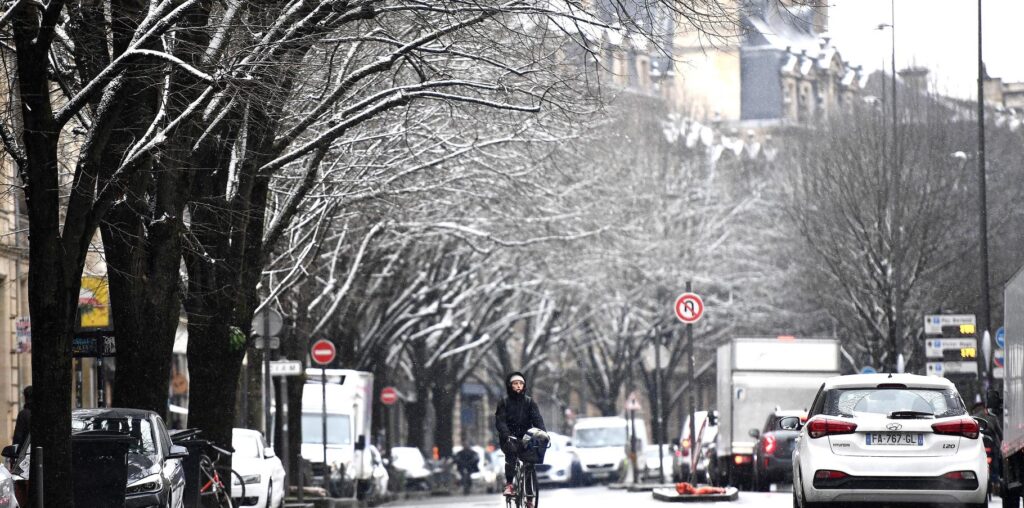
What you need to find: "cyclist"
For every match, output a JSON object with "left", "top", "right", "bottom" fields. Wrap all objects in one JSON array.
[{"left": 495, "top": 371, "right": 546, "bottom": 499}]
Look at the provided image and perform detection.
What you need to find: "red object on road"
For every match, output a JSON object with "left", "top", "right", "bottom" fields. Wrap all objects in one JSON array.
[
  {"left": 311, "top": 339, "right": 336, "bottom": 365},
  {"left": 380, "top": 386, "right": 398, "bottom": 405}
]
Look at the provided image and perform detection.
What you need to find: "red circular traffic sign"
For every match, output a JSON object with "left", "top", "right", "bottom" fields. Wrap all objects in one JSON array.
[
  {"left": 380, "top": 386, "right": 398, "bottom": 406},
  {"left": 674, "top": 293, "right": 704, "bottom": 324},
  {"left": 311, "top": 339, "right": 336, "bottom": 365}
]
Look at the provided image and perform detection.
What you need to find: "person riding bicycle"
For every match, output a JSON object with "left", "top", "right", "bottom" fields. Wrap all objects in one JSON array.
[
  {"left": 495, "top": 371, "right": 546, "bottom": 498},
  {"left": 454, "top": 439, "right": 480, "bottom": 494}
]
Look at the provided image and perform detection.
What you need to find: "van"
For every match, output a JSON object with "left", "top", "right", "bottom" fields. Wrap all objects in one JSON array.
[
  {"left": 571, "top": 416, "right": 647, "bottom": 483},
  {"left": 301, "top": 369, "right": 374, "bottom": 496}
]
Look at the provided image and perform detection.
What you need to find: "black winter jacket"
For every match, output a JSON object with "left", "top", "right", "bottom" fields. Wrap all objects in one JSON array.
[{"left": 494, "top": 371, "right": 546, "bottom": 443}]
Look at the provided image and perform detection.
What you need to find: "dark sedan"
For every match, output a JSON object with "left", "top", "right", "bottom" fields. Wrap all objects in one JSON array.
[
  {"left": 72, "top": 408, "right": 188, "bottom": 508},
  {"left": 750, "top": 409, "right": 805, "bottom": 491}
]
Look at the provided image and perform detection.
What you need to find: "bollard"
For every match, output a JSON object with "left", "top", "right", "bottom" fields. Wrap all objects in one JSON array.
[{"left": 32, "top": 446, "right": 42, "bottom": 508}]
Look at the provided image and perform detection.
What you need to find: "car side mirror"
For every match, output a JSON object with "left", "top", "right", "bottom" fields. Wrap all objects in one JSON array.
[
  {"left": 974, "top": 417, "right": 989, "bottom": 433},
  {"left": 167, "top": 445, "right": 189, "bottom": 460},
  {"left": 264, "top": 447, "right": 276, "bottom": 458},
  {"left": 355, "top": 436, "right": 366, "bottom": 450},
  {"left": 1, "top": 445, "right": 17, "bottom": 459},
  {"left": 778, "top": 416, "right": 802, "bottom": 431},
  {"left": 382, "top": 458, "right": 390, "bottom": 467},
  {"left": 748, "top": 429, "right": 760, "bottom": 439},
  {"left": 708, "top": 413, "right": 719, "bottom": 426}
]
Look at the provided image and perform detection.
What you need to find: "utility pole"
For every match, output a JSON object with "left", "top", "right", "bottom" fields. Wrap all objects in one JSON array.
[{"left": 975, "top": 0, "right": 992, "bottom": 388}]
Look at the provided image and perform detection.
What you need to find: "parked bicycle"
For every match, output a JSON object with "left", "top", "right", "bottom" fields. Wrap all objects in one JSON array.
[{"left": 171, "top": 429, "right": 245, "bottom": 508}]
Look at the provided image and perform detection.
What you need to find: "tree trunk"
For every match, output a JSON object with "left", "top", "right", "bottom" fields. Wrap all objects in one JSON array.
[
  {"left": 431, "top": 382, "right": 457, "bottom": 458},
  {"left": 184, "top": 315, "right": 244, "bottom": 449},
  {"left": 406, "top": 382, "right": 431, "bottom": 450}
]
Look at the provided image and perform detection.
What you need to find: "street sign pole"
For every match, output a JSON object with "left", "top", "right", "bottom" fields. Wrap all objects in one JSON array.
[
  {"left": 654, "top": 333, "right": 664, "bottom": 483},
  {"left": 686, "top": 280, "right": 697, "bottom": 485},
  {"left": 264, "top": 312, "right": 272, "bottom": 445},
  {"left": 281, "top": 375, "right": 290, "bottom": 497},
  {"left": 322, "top": 364, "right": 327, "bottom": 465}
]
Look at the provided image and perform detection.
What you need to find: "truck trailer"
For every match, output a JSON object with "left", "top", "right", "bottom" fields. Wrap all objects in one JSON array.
[
  {"left": 1000, "top": 269, "right": 1024, "bottom": 507},
  {"left": 714, "top": 337, "right": 841, "bottom": 489}
]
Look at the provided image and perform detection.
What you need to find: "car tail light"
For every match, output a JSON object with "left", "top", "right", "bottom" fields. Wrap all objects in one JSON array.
[
  {"left": 762, "top": 434, "right": 777, "bottom": 455},
  {"left": 943, "top": 471, "right": 977, "bottom": 480},
  {"left": 734, "top": 455, "right": 752, "bottom": 465},
  {"left": 807, "top": 418, "right": 858, "bottom": 439},
  {"left": 931, "top": 418, "right": 980, "bottom": 439},
  {"left": 813, "top": 470, "right": 848, "bottom": 480}
]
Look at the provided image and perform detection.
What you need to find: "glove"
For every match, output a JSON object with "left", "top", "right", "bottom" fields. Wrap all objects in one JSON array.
[{"left": 506, "top": 436, "right": 518, "bottom": 448}]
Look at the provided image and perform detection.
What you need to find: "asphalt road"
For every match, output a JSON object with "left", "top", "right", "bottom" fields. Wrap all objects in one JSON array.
[{"left": 384, "top": 485, "right": 1005, "bottom": 507}]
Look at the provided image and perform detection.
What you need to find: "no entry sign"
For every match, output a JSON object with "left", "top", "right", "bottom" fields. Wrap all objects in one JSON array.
[
  {"left": 311, "top": 339, "right": 336, "bottom": 365},
  {"left": 380, "top": 386, "right": 398, "bottom": 406},
  {"left": 674, "top": 293, "right": 704, "bottom": 324}
]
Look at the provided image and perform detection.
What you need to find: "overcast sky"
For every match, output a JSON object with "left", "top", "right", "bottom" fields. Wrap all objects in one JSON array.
[{"left": 826, "top": 0, "right": 1023, "bottom": 99}]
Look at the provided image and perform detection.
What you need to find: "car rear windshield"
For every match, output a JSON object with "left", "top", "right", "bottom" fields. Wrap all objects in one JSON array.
[{"left": 823, "top": 387, "right": 965, "bottom": 418}]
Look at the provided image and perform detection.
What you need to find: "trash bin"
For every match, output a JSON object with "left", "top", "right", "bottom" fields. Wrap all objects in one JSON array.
[
  {"left": 71, "top": 430, "right": 134, "bottom": 508},
  {"left": 176, "top": 438, "right": 209, "bottom": 508}
]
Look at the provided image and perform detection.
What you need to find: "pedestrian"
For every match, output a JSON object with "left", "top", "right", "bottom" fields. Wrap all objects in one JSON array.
[
  {"left": 454, "top": 439, "right": 479, "bottom": 495},
  {"left": 11, "top": 386, "right": 31, "bottom": 450}
]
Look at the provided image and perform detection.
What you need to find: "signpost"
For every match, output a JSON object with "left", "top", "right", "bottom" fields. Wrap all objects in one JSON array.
[
  {"left": 380, "top": 386, "right": 398, "bottom": 462},
  {"left": 253, "top": 307, "right": 284, "bottom": 446},
  {"left": 924, "top": 314, "right": 976, "bottom": 335},
  {"left": 674, "top": 286, "right": 703, "bottom": 484},
  {"left": 311, "top": 339, "right": 336, "bottom": 469},
  {"left": 380, "top": 387, "right": 398, "bottom": 405},
  {"left": 269, "top": 359, "right": 302, "bottom": 496}
]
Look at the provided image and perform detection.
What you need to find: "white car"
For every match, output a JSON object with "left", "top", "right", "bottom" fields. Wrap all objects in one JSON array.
[
  {"left": 232, "top": 428, "right": 286, "bottom": 508},
  {"left": 791, "top": 374, "right": 988, "bottom": 508},
  {"left": 536, "top": 432, "right": 582, "bottom": 486}
]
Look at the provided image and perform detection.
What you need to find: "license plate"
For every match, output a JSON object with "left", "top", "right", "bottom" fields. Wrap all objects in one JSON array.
[{"left": 865, "top": 432, "right": 923, "bottom": 446}]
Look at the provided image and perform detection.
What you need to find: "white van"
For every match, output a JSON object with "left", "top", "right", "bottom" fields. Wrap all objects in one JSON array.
[
  {"left": 571, "top": 416, "right": 648, "bottom": 483},
  {"left": 301, "top": 369, "right": 374, "bottom": 495}
]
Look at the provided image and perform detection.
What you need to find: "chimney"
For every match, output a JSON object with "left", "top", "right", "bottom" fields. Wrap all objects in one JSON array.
[{"left": 898, "top": 67, "right": 929, "bottom": 93}]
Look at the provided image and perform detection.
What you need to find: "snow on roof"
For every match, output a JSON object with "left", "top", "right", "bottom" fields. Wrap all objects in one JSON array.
[{"left": 823, "top": 373, "right": 955, "bottom": 390}]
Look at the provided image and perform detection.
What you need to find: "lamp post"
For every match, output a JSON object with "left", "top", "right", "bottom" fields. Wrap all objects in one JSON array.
[{"left": 975, "top": 0, "right": 992, "bottom": 369}]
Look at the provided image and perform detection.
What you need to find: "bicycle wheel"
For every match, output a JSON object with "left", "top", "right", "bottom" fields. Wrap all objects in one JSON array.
[
  {"left": 199, "top": 458, "right": 235, "bottom": 508},
  {"left": 530, "top": 467, "right": 539, "bottom": 508},
  {"left": 514, "top": 462, "right": 526, "bottom": 508}
]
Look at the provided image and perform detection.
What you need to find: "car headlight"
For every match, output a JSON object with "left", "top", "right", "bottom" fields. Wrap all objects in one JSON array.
[
  {"left": 235, "top": 474, "right": 261, "bottom": 485},
  {"left": 126, "top": 475, "right": 162, "bottom": 495}
]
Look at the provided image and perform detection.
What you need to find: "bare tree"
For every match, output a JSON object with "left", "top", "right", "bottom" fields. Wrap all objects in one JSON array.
[{"left": 783, "top": 100, "right": 974, "bottom": 371}]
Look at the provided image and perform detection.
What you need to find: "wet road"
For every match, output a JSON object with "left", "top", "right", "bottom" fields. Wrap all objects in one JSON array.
[{"left": 384, "top": 485, "right": 1004, "bottom": 507}]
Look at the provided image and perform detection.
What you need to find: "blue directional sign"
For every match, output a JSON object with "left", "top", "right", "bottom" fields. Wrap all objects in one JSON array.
[{"left": 997, "top": 327, "right": 1005, "bottom": 349}]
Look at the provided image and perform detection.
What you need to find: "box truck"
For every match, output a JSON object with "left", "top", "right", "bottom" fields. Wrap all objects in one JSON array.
[
  {"left": 302, "top": 369, "right": 374, "bottom": 497},
  {"left": 714, "top": 337, "right": 840, "bottom": 489}
]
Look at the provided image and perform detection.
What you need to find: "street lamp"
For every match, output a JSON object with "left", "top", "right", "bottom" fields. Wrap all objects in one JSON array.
[{"left": 952, "top": 150, "right": 992, "bottom": 390}]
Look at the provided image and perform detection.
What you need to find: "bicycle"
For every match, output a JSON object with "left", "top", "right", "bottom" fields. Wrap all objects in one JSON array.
[
  {"left": 170, "top": 429, "right": 245, "bottom": 508},
  {"left": 505, "top": 432, "right": 550, "bottom": 508},
  {"left": 199, "top": 441, "right": 245, "bottom": 508}
]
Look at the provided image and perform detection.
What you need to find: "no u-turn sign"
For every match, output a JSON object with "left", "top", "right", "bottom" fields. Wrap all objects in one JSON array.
[{"left": 674, "top": 293, "right": 704, "bottom": 324}]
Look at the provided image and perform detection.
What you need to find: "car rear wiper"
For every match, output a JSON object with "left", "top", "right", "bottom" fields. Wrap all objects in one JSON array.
[{"left": 888, "top": 411, "right": 935, "bottom": 419}]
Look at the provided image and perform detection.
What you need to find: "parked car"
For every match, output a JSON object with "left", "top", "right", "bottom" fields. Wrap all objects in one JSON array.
[
  {"left": 535, "top": 432, "right": 582, "bottom": 487},
  {"left": 641, "top": 444, "right": 673, "bottom": 482},
  {"left": 790, "top": 373, "right": 988, "bottom": 508},
  {"left": 489, "top": 448, "right": 507, "bottom": 491},
  {"left": 572, "top": 416, "right": 645, "bottom": 483},
  {"left": 452, "top": 445, "right": 500, "bottom": 493},
  {"left": 0, "top": 463, "right": 16, "bottom": 508},
  {"left": 231, "top": 428, "right": 286, "bottom": 508},
  {"left": 74, "top": 408, "right": 187, "bottom": 508},
  {"left": 389, "top": 447, "right": 432, "bottom": 491},
  {"left": 673, "top": 410, "right": 718, "bottom": 483},
  {"left": 749, "top": 409, "right": 805, "bottom": 491}
]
